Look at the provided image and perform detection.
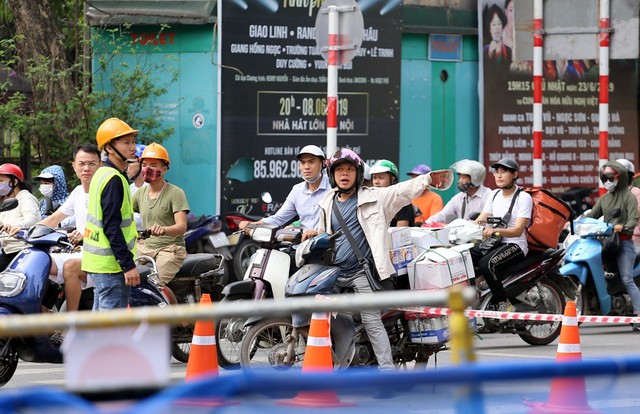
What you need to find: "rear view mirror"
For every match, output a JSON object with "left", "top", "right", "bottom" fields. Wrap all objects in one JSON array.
[{"left": 0, "top": 198, "right": 18, "bottom": 213}]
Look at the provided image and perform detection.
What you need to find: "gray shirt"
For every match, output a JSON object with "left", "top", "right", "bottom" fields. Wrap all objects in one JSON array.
[{"left": 331, "top": 194, "right": 372, "bottom": 273}]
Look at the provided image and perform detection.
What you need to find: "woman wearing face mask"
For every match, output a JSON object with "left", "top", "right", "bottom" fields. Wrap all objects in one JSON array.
[
  {"left": 132, "top": 143, "right": 189, "bottom": 286},
  {"left": 0, "top": 163, "right": 41, "bottom": 270},
  {"left": 35, "top": 165, "right": 69, "bottom": 218},
  {"left": 585, "top": 160, "right": 640, "bottom": 330}
]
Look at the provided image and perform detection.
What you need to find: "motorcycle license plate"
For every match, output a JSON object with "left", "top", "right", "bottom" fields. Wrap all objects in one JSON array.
[{"left": 209, "top": 232, "right": 230, "bottom": 248}]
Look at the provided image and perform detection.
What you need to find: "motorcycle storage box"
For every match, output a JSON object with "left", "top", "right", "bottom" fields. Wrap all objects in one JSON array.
[
  {"left": 410, "top": 228, "right": 450, "bottom": 251},
  {"left": 407, "top": 246, "right": 475, "bottom": 290}
]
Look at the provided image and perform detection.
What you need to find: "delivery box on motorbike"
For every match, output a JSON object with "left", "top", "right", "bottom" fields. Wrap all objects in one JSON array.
[
  {"left": 407, "top": 246, "right": 475, "bottom": 290},
  {"left": 389, "top": 245, "right": 418, "bottom": 276},
  {"left": 405, "top": 314, "right": 477, "bottom": 345},
  {"left": 388, "top": 227, "right": 413, "bottom": 249},
  {"left": 410, "top": 227, "right": 450, "bottom": 250},
  {"left": 524, "top": 188, "right": 573, "bottom": 251}
]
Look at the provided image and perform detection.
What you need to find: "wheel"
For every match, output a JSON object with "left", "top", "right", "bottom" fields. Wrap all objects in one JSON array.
[
  {"left": 0, "top": 339, "right": 18, "bottom": 387},
  {"left": 232, "top": 238, "right": 259, "bottom": 280},
  {"left": 240, "top": 318, "right": 308, "bottom": 371},
  {"left": 215, "top": 296, "right": 251, "bottom": 369},
  {"left": 171, "top": 325, "right": 194, "bottom": 363},
  {"left": 517, "top": 278, "right": 566, "bottom": 346}
]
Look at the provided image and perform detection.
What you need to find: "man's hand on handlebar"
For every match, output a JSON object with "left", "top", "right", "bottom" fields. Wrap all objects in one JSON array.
[
  {"left": 2, "top": 224, "right": 21, "bottom": 237},
  {"left": 302, "top": 229, "right": 319, "bottom": 241},
  {"left": 67, "top": 229, "right": 84, "bottom": 245}
]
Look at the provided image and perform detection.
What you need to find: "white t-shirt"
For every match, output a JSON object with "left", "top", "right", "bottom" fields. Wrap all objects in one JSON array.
[
  {"left": 482, "top": 188, "right": 533, "bottom": 255},
  {"left": 58, "top": 186, "right": 88, "bottom": 233}
]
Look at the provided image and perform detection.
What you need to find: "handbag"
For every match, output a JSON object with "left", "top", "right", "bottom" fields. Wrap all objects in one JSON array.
[
  {"left": 601, "top": 232, "right": 620, "bottom": 265},
  {"left": 332, "top": 196, "right": 394, "bottom": 291},
  {"left": 474, "top": 189, "right": 520, "bottom": 255}
]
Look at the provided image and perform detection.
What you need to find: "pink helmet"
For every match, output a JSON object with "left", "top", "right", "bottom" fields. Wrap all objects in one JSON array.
[{"left": 327, "top": 149, "right": 365, "bottom": 189}]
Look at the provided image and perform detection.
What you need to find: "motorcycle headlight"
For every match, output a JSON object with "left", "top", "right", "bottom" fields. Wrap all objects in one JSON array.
[{"left": 0, "top": 271, "right": 27, "bottom": 297}]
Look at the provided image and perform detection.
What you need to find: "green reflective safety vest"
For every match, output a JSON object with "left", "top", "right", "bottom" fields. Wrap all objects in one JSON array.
[{"left": 82, "top": 166, "right": 137, "bottom": 273}]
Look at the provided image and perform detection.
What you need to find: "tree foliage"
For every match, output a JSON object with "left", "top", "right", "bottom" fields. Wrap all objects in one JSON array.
[{"left": 0, "top": 0, "right": 177, "bottom": 182}]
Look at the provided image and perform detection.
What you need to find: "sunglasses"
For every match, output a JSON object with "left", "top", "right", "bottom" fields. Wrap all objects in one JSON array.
[{"left": 600, "top": 173, "right": 619, "bottom": 183}]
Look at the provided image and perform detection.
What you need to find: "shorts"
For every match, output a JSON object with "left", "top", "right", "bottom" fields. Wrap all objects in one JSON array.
[{"left": 50, "top": 252, "right": 94, "bottom": 289}]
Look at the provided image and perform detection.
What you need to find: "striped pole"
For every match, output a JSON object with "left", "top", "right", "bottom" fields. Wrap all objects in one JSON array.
[
  {"left": 532, "top": 0, "right": 544, "bottom": 188},
  {"left": 598, "top": 0, "right": 611, "bottom": 196},
  {"left": 326, "top": 5, "right": 339, "bottom": 157}
]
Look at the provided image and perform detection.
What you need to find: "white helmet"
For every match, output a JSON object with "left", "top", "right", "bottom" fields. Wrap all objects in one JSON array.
[
  {"left": 616, "top": 159, "right": 635, "bottom": 174},
  {"left": 451, "top": 159, "right": 486, "bottom": 187},
  {"left": 297, "top": 145, "right": 325, "bottom": 161},
  {"left": 362, "top": 161, "right": 371, "bottom": 181}
]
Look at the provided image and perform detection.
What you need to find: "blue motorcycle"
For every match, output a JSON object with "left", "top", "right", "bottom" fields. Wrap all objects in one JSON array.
[{"left": 560, "top": 215, "right": 640, "bottom": 316}]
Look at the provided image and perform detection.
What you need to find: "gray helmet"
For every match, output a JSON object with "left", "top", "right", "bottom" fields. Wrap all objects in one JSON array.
[
  {"left": 490, "top": 158, "right": 519, "bottom": 172},
  {"left": 451, "top": 159, "right": 486, "bottom": 187}
]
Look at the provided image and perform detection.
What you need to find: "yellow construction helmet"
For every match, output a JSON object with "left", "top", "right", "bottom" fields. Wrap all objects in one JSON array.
[
  {"left": 96, "top": 118, "right": 139, "bottom": 149},
  {"left": 140, "top": 142, "right": 170, "bottom": 166}
]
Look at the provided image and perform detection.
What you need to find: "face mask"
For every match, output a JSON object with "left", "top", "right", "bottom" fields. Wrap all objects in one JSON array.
[
  {"left": 39, "top": 184, "right": 54, "bottom": 198},
  {"left": 457, "top": 182, "right": 474, "bottom": 193},
  {"left": 604, "top": 180, "right": 617, "bottom": 193},
  {"left": 303, "top": 172, "right": 322, "bottom": 184},
  {"left": 142, "top": 168, "right": 162, "bottom": 183},
  {"left": 0, "top": 182, "right": 11, "bottom": 197}
]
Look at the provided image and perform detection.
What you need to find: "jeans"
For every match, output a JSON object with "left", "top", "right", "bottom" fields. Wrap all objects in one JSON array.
[
  {"left": 91, "top": 273, "right": 130, "bottom": 311},
  {"left": 334, "top": 270, "right": 394, "bottom": 370},
  {"left": 616, "top": 239, "right": 640, "bottom": 314}
]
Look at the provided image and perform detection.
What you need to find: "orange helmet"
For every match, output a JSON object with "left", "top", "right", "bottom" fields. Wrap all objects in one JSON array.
[
  {"left": 140, "top": 143, "right": 170, "bottom": 166},
  {"left": 96, "top": 118, "right": 138, "bottom": 149},
  {"left": 0, "top": 163, "right": 24, "bottom": 182}
]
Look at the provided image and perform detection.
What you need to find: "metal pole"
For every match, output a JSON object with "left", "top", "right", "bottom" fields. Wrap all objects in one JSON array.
[
  {"left": 598, "top": 0, "right": 611, "bottom": 196},
  {"left": 326, "top": 5, "right": 339, "bottom": 157},
  {"left": 0, "top": 289, "right": 477, "bottom": 337},
  {"left": 532, "top": 0, "right": 544, "bottom": 189}
]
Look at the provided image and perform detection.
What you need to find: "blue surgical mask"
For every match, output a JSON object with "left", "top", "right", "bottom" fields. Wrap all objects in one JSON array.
[{"left": 0, "top": 182, "right": 11, "bottom": 197}]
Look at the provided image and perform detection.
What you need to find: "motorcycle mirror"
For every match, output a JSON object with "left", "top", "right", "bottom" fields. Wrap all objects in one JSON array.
[
  {"left": 261, "top": 192, "right": 273, "bottom": 203},
  {"left": 0, "top": 198, "right": 18, "bottom": 213},
  {"left": 610, "top": 208, "right": 622, "bottom": 219}
]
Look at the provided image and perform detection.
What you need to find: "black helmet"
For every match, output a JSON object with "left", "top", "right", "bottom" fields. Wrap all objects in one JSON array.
[{"left": 490, "top": 158, "right": 519, "bottom": 172}]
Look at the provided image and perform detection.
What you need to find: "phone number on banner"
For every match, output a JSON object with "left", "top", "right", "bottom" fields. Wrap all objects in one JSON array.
[{"left": 253, "top": 159, "right": 302, "bottom": 180}]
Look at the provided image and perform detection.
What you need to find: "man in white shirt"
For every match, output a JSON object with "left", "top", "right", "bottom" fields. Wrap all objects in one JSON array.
[
  {"left": 426, "top": 159, "right": 492, "bottom": 224},
  {"left": 240, "top": 145, "right": 330, "bottom": 231},
  {"left": 7, "top": 144, "right": 101, "bottom": 311}
]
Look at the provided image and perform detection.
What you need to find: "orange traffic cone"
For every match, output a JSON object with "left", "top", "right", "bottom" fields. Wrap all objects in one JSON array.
[
  {"left": 526, "top": 301, "right": 600, "bottom": 413},
  {"left": 177, "top": 293, "right": 239, "bottom": 407},
  {"left": 279, "top": 312, "right": 355, "bottom": 407},
  {"left": 184, "top": 293, "right": 219, "bottom": 381}
]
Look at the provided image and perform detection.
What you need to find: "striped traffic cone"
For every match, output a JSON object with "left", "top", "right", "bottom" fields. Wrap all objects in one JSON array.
[
  {"left": 278, "top": 312, "right": 355, "bottom": 407},
  {"left": 526, "top": 301, "right": 600, "bottom": 413},
  {"left": 184, "top": 293, "right": 219, "bottom": 381},
  {"left": 178, "top": 294, "right": 239, "bottom": 407}
]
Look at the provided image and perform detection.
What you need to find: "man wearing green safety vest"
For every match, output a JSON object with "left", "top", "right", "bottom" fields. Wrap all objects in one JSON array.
[{"left": 82, "top": 118, "right": 140, "bottom": 310}]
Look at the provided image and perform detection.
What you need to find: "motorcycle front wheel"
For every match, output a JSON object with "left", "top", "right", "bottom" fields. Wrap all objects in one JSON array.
[
  {"left": 240, "top": 318, "right": 308, "bottom": 371},
  {"left": 517, "top": 278, "right": 565, "bottom": 346},
  {"left": 0, "top": 339, "right": 18, "bottom": 388},
  {"left": 171, "top": 325, "right": 194, "bottom": 363},
  {"left": 215, "top": 296, "right": 250, "bottom": 369}
]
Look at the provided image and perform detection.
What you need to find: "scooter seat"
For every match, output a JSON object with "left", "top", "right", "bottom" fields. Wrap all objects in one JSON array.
[
  {"left": 506, "top": 248, "right": 562, "bottom": 274},
  {"left": 174, "top": 253, "right": 220, "bottom": 278}
]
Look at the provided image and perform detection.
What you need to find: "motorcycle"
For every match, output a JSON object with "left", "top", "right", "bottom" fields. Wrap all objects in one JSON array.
[
  {"left": 560, "top": 210, "right": 640, "bottom": 317},
  {"left": 184, "top": 214, "right": 233, "bottom": 285},
  {"left": 215, "top": 224, "right": 301, "bottom": 368},
  {"left": 0, "top": 223, "right": 225, "bottom": 387},
  {"left": 446, "top": 218, "right": 570, "bottom": 346},
  {"left": 238, "top": 232, "right": 443, "bottom": 370}
]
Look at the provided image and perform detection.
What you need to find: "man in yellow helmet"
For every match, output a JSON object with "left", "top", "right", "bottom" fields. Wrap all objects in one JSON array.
[
  {"left": 82, "top": 117, "right": 140, "bottom": 310},
  {"left": 133, "top": 143, "right": 189, "bottom": 285}
]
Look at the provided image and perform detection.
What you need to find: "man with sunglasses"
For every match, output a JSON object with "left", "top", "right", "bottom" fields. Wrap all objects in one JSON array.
[{"left": 585, "top": 160, "right": 640, "bottom": 330}]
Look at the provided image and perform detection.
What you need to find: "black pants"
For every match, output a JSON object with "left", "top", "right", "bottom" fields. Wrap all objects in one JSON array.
[{"left": 470, "top": 243, "right": 525, "bottom": 302}]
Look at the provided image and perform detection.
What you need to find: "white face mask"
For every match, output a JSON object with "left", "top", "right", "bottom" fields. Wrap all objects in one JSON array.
[
  {"left": 39, "top": 184, "right": 54, "bottom": 198},
  {"left": 604, "top": 180, "right": 617, "bottom": 193}
]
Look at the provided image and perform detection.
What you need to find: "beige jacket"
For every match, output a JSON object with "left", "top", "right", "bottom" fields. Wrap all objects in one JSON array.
[
  {"left": 317, "top": 173, "right": 433, "bottom": 280},
  {"left": 0, "top": 190, "right": 42, "bottom": 254}
]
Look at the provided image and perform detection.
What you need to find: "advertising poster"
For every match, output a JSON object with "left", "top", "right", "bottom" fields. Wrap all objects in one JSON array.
[
  {"left": 480, "top": 0, "right": 638, "bottom": 191},
  {"left": 219, "top": 0, "right": 402, "bottom": 215}
]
